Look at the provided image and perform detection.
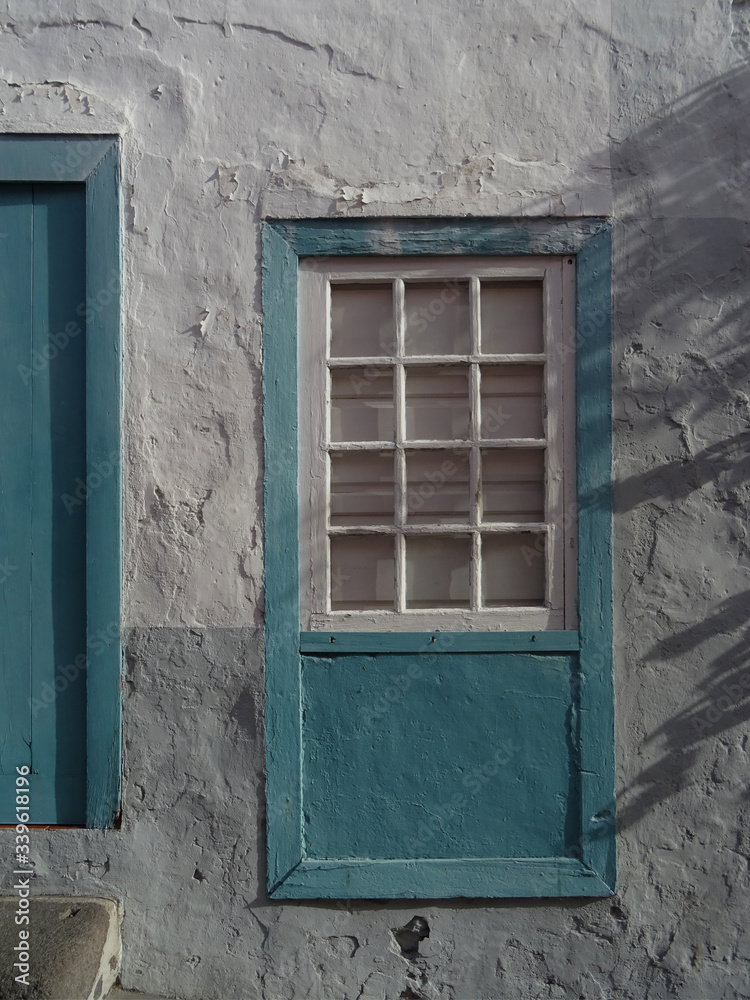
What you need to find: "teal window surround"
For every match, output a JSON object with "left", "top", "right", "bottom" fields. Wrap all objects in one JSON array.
[
  {"left": 0, "top": 135, "right": 122, "bottom": 828},
  {"left": 262, "top": 217, "right": 614, "bottom": 899}
]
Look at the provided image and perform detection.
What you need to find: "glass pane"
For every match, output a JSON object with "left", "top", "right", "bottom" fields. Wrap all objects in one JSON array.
[
  {"left": 405, "top": 366, "right": 470, "bottom": 440},
  {"left": 482, "top": 533, "right": 545, "bottom": 606},
  {"left": 330, "top": 535, "right": 395, "bottom": 610},
  {"left": 331, "top": 283, "right": 394, "bottom": 358},
  {"left": 331, "top": 367, "right": 394, "bottom": 442},
  {"left": 406, "top": 535, "right": 471, "bottom": 608},
  {"left": 330, "top": 451, "right": 395, "bottom": 526},
  {"left": 481, "top": 450, "right": 545, "bottom": 523},
  {"left": 404, "top": 281, "right": 470, "bottom": 355},
  {"left": 480, "top": 281, "right": 543, "bottom": 354},
  {"left": 406, "top": 450, "right": 470, "bottom": 524},
  {"left": 480, "top": 365, "right": 544, "bottom": 439}
]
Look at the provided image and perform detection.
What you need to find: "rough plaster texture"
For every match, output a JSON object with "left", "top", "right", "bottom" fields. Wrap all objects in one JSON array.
[{"left": 1, "top": 0, "right": 750, "bottom": 997}]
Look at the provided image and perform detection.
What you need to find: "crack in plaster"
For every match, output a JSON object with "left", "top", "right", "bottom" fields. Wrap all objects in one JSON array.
[{"left": 173, "top": 16, "right": 316, "bottom": 51}]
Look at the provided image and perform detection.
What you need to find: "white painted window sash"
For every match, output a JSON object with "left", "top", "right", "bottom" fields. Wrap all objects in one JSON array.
[
  {"left": 298, "top": 255, "right": 576, "bottom": 633},
  {"left": 393, "top": 277, "right": 407, "bottom": 614}
]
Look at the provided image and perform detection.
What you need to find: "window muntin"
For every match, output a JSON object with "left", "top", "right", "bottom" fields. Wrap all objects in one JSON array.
[{"left": 299, "top": 256, "right": 576, "bottom": 632}]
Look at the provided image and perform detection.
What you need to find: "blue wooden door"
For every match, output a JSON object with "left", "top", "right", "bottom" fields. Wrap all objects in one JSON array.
[{"left": 0, "top": 183, "right": 87, "bottom": 824}]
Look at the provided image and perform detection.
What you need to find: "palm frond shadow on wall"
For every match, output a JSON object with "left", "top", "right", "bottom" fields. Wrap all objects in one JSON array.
[{"left": 609, "top": 57, "right": 750, "bottom": 832}]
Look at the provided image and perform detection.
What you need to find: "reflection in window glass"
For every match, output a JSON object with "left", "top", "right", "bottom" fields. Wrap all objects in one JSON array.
[
  {"left": 406, "top": 535, "right": 471, "bottom": 608},
  {"left": 482, "top": 533, "right": 545, "bottom": 606},
  {"left": 405, "top": 366, "right": 470, "bottom": 440},
  {"left": 331, "top": 283, "right": 393, "bottom": 358},
  {"left": 330, "top": 535, "right": 395, "bottom": 610},
  {"left": 330, "top": 367, "right": 394, "bottom": 442},
  {"left": 404, "top": 281, "right": 470, "bottom": 355}
]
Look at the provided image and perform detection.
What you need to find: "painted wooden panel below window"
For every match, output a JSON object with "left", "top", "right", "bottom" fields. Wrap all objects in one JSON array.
[{"left": 301, "top": 652, "right": 579, "bottom": 860}]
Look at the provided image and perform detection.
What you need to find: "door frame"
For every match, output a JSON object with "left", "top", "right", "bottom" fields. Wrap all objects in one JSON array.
[{"left": 0, "top": 135, "right": 122, "bottom": 827}]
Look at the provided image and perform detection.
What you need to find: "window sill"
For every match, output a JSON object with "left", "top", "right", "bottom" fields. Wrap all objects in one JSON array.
[{"left": 300, "top": 630, "right": 579, "bottom": 654}]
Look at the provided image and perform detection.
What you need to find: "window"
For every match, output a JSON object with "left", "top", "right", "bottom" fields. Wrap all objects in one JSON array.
[
  {"left": 0, "top": 137, "right": 121, "bottom": 828},
  {"left": 298, "top": 256, "right": 576, "bottom": 632},
  {"left": 263, "top": 219, "right": 614, "bottom": 899}
]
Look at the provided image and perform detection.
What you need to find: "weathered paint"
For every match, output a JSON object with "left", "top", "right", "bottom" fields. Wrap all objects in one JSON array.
[
  {"left": 0, "top": 137, "right": 122, "bottom": 828},
  {"left": 30, "top": 182, "right": 88, "bottom": 824},
  {"left": 273, "top": 217, "right": 609, "bottom": 258},
  {"left": 274, "top": 858, "right": 612, "bottom": 901},
  {"left": 263, "top": 219, "right": 614, "bottom": 898},
  {"left": 0, "top": 188, "right": 34, "bottom": 803},
  {"left": 575, "top": 226, "right": 615, "bottom": 889},
  {"left": 300, "top": 631, "right": 581, "bottom": 653},
  {"left": 0, "top": 135, "right": 113, "bottom": 182},
  {"left": 85, "top": 140, "right": 123, "bottom": 828},
  {"left": 261, "top": 224, "right": 304, "bottom": 888},
  {"left": 0, "top": 183, "right": 88, "bottom": 824},
  {"left": 302, "top": 653, "right": 579, "bottom": 861}
]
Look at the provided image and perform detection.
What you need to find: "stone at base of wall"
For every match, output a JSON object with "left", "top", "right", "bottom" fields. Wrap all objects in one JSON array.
[
  {"left": 106, "top": 989, "right": 181, "bottom": 1000},
  {"left": 0, "top": 896, "right": 121, "bottom": 1000}
]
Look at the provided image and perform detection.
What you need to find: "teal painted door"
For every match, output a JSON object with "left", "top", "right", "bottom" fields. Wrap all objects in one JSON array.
[{"left": 0, "top": 184, "right": 87, "bottom": 824}]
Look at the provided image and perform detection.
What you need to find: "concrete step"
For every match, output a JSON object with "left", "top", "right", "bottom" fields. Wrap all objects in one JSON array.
[{"left": 0, "top": 895, "right": 120, "bottom": 1000}]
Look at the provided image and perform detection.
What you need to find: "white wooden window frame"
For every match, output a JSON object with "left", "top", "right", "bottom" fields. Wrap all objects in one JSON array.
[{"left": 299, "top": 255, "right": 577, "bottom": 632}]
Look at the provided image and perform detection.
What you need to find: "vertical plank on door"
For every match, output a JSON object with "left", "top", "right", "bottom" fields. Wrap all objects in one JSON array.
[
  {"left": 0, "top": 186, "right": 33, "bottom": 808},
  {"left": 30, "top": 183, "right": 87, "bottom": 824}
]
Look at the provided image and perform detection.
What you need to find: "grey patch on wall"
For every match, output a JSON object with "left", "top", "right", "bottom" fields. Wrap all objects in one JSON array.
[{"left": 230, "top": 686, "right": 258, "bottom": 741}]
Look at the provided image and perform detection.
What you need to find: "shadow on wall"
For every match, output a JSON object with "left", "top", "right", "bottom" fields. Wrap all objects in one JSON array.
[{"left": 608, "top": 52, "right": 750, "bottom": 830}]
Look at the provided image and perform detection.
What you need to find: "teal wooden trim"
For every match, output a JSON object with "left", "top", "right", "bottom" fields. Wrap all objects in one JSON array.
[
  {"left": 84, "top": 142, "right": 122, "bottom": 828},
  {"left": 0, "top": 188, "right": 34, "bottom": 799},
  {"left": 0, "top": 136, "right": 122, "bottom": 828},
  {"left": 300, "top": 631, "right": 580, "bottom": 654},
  {"left": 272, "top": 858, "right": 611, "bottom": 900},
  {"left": 0, "top": 773, "right": 86, "bottom": 827},
  {"left": 0, "top": 136, "right": 114, "bottom": 182},
  {"left": 262, "top": 218, "right": 615, "bottom": 898},
  {"left": 267, "top": 217, "right": 608, "bottom": 258},
  {"left": 262, "top": 226, "right": 304, "bottom": 884},
  {"left": 30, "top": 184, "right": 88, "bottom": 825},
  {"left": 575, "top": 225, "right": 615, "bottom": 890}
]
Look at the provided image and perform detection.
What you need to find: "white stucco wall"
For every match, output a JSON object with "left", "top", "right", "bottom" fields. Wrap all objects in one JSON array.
[{"left": 2, "top": 1, "right": 750, "bottom": 997}]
